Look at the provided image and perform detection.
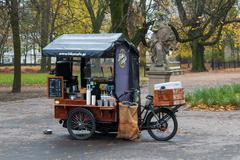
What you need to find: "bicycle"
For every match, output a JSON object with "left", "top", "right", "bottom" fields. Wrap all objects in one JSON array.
[{"left": 117, "top": 89, "right": 180, "bottom": 141}]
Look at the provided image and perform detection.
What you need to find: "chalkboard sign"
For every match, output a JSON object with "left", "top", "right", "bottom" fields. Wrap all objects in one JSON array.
[{"left": 48, "top": 76, "right": 64, "bottom": 98}]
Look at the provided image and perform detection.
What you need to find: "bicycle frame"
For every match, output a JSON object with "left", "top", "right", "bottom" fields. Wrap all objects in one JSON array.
[
  {"left": 116, "top": 89, "right": 182, "bottom": 131},
  {"left": 138, "top": 104, "right": 182, "bottom": 130},
  {"left": 138, "top": 105, "right": 152, "bottom": 130}
]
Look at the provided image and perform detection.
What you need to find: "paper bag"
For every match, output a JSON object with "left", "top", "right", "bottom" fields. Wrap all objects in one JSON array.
[{"left": 117, "top": 103, "right": 140, "bottom": 140}]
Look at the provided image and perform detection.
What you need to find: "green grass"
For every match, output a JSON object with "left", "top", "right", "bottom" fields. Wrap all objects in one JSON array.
[
  {"left": 0, "top": 73, "right": 48, "bottom": 86},
  {"left": 186, "top": 84, "right": 240, "bottom": 108}
]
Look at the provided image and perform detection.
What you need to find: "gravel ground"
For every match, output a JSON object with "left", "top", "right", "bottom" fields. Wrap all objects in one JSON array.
[
  {"left": 1, "top": 71, "right": 240, "bottom": 160},
  {"left": 0, "top": 98, "right": 240, "bottom": 160},
  {"left": 0, "top": 86, "right": 46, "bottom": 102}
]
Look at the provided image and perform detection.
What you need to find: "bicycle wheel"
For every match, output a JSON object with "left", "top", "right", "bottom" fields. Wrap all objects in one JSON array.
[
  {"left": 146, "top": 108, "right": 178, "bottom": 141},
  {"left": 67, "top": 108, "right": 96, "bottom": 140}
]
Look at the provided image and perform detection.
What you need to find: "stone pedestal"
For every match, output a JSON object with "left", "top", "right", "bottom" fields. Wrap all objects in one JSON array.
[
  {"left": 146, "top": 70, "right": 172, "bottom": 94},
  {"left": 168, "top": 61, "right": 184, "bottom": 75}
]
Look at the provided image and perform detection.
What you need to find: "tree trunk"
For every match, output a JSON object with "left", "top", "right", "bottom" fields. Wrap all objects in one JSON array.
[
  {"left": 33, "top": 43, "right": 36, "bottom": 64},
  {"left": 109, "top": 0, "right": 129, "bottom": 37},
  {"left": 8, "top": 0, "right": 21, "bottom": 92},
  {"left": 237, "top": 48, "right": 240, "bottom": 67},
  {"left": 191, "top": 39, "right": 206, "bottom": 72},
  {"left": 139, "top": 43, "right": 146, "bottom": 67},
  {"left": 47, "top": 34, "right": 54, "bottom": 71},
  {"left": 139, "top": 43, "right": 147, "bottom": 77},
  {"left": 0, "top": 52, "right": 2, "bottom": 64},
  {"left": 24, "top": 54, "right": 27, "bottom": 64},
  {"left": 40, "top": 0, "right": 50, "bottom": 72},
  {"left": 47, "top": 57, "right": 51, "bottom": 71},
  {"left": 40, "top": 55, "right": 47, "bottom": 72}
]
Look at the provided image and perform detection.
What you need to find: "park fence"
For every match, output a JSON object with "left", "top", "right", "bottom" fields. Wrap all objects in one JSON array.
[{"left": 181, "top": 60, "right": 240, "bottom": 70}]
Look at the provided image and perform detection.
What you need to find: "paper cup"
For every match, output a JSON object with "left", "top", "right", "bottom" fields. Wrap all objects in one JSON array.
[
  {"left": 97, "top": 100, "right": 102, "bottom": 106},
  {"left": 91, "top": 95, "right": 96, "bottom": 105}
]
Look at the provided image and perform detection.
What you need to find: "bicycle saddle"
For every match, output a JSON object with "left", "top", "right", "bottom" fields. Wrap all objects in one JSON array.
[{"left": 146, "top": 95, "right": 153, "bottom": 100}]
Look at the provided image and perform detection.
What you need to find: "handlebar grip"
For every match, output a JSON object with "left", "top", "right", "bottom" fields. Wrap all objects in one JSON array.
[{"left": 124, "top": 88, "right": 140, "bottom": 94}]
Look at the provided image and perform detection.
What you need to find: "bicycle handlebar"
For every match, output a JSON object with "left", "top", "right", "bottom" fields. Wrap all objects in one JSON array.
[
  {"left": 124, "top": 88, "right": 139, "bottom": 94},
  {"left": 117, "top": 88, "right": 140, "bottom": 102}
]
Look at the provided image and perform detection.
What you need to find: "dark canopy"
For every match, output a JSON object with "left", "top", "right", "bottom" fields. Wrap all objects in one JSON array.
[{"left": 42, "top": 33, "right": 138, "bottom": 58}]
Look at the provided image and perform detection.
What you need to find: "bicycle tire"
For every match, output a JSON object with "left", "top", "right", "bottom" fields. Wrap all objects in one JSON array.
[
  {"left": 67, "top": 108, "right": 96, "bottom": 140},
  {"left": 146, "top": 108, "right": 178, "bottom": 141}
]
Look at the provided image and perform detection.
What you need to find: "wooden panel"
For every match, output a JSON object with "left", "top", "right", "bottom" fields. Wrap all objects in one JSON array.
[
  {"left": 55, "top": 105, "right": 68, "bottom": 119},
  {"left": 54, "top": 102, "right": 117, "bottom": 122},
  {"left": 88, "top": 107, "right": 117, "bottom": 122},
  {"left": 154, "top": 88, "right": 185, "bottom": 107},
  {"left": 154, "top": 100, "right": 186, "bottom": 106},
  {"left": 154, "top": 89, "right": 184, "bottom": 99}
]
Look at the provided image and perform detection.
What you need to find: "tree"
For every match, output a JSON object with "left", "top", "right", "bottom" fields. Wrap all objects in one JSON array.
[
  {"left": 39, "top": 0, "right": 50, "bottom": 72},
  {"left": 83, "top": 0, "right": 109, "bottom": 33},
  {"left": 109, "top": 0, "right": 154, "bottom": 46},
  {"left": 6, "top": 0, "right": 21, "bottom": 92},
  {"left": 170, "top": 0, "right": 240, "bottom": 72},
  {"left": 109, "top": 0, "right": 129, "bottom": 36},
  {"left": 0, "top": 2, "right": 10, "bottom": 64},
  {"left": 30, "top": 0, "right": 92, "bottom": 71}
]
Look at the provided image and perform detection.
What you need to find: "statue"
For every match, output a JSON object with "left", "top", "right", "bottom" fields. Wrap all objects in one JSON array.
[{"left": 149, "top": 23, "right": 177, "bottom": 70}]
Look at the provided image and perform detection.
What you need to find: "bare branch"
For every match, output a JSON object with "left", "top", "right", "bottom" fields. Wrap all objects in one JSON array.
[
  {"left": 83, "top": 0, "right": 108, "bottom": 33},
  {"left": 175, "top": 0, "right": 191, "bottom": 26},
  {"left": 169, "top": 23, "right": 202, "bottom": 43},
  {"left": 224, "top": 19, "right": 240, "bottom": 25},
  {"left": 200, "top": 24, "right": 223, "bottom": 46},
  {"left": 83, "top": 0, "right": 96, "bottom": 24},
  {"left": 131, "top": 20, "right": 154, "bottom": 46},
  {"left": 201, "top": 0, "right": 236, "bottom": 41}
]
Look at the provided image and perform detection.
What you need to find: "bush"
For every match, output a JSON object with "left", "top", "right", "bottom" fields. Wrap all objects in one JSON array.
[{"left": 186, "top": 84, "right": 240, "bottom": 109}]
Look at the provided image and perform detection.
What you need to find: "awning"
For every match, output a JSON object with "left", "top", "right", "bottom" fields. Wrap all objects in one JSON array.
[{"left": 42, "top": 33, "right": 138, "bottom": 58}]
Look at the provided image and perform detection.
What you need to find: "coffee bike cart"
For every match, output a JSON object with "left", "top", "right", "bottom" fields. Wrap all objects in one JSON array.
[{"left": 43, "top": 33, "right": 185, "bottom": 141}]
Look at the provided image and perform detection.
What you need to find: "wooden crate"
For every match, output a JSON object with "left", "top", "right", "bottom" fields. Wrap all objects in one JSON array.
[{"left": 154, "top": 88, "right": 185, "bottom": 107}]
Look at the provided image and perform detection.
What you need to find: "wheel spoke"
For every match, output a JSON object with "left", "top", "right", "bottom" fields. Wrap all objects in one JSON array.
[
  {"left": 147, "top": 110, "right": 178, "bottom": 141},
  {"left": 67, "top": 108, "right": 96, "bottom": 140}
]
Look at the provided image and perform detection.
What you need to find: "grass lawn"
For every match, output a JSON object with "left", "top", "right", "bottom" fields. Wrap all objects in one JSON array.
[
  {"left": 186, "top": 84, "right": 240, "bottom": 109},
  {"left": 0, "top": 70, "right": 150, "bottom": 87},
  {"left": 0, "top": 73, "right": 48, "bottom": 86}
]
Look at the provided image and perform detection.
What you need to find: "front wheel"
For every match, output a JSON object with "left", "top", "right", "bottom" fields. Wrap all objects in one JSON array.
[
  {"left": 146, "top": 108, "right": 178, "bottom": 141},
  {"left": 67, "top": 108, "right": 96, "bottom": 140}
]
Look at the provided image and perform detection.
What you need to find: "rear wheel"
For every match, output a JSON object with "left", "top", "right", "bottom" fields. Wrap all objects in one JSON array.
[
  {"left": 67, "top": 108, "right": 96, "bottom": 140},
  {"left": 146, "top": 108, "right": 178, "bottom": 141}
]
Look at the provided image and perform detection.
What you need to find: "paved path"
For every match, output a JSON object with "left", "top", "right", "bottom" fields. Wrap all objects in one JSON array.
[
  {"left": 0, "top": 98, "right": 240, "bottom": 160},
  {"left": 170, "top": 71, "right": 240, "bottom": 91}
]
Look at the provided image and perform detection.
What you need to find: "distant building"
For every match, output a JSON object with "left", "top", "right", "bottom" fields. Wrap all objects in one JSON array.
[
  {"left": 2, "top": 49, "right": 41, "bottom": 64},
  {"left": 1, "top": 49, "right": 55, "bottom": 65},
  {"left": 2, "top": 51, "right": 13, "bottom": 64}
]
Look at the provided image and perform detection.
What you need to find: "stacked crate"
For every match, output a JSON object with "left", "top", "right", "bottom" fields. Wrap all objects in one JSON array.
[{"left": 153, "top": 82, "right": 185, "bottom": 107}]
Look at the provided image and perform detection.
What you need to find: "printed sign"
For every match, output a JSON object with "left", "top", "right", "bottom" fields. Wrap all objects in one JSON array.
[
  {"left": 118, "top": 48, "right": 127, "bottom": 68},
  {"left": 48, "top": 76, "right": 63, "bottom": 98}
]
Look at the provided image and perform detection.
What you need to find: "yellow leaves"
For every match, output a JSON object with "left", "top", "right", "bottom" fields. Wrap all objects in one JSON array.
[
  {"left": 217, "top": 45, "right": 223, "bottom": 50},
  {"left": 222, "top": 23, "right": 240, "bottom": 48},
  {"left": 191, "top": 103, "right": 236, "bottom": 112},
  {"left": 175, "top": 43, "right": 192, "bottom": 58},
  {"left": 53, "top": 0, "right": 92, "bottom": 35}
]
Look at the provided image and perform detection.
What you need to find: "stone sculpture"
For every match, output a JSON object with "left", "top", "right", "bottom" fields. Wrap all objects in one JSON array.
[{"left": 149, "top": 23, "right": 177, "bottom": 69}]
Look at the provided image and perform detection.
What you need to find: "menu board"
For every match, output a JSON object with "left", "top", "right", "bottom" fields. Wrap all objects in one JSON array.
[{"left": 48, "top": 76, "right": 63, "bottom": 98}]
